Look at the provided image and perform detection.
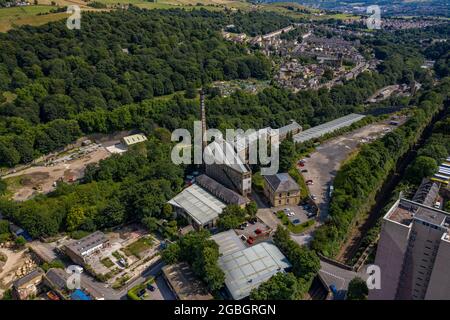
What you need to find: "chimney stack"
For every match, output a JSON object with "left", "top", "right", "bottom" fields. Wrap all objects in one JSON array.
[{"left": 200, "top": 89, "right": 207, "bottom": 152}]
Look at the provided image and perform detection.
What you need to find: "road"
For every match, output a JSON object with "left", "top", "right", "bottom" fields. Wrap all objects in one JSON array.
[{"left": 81, "top": 259, "right": 171, "bottom": 300}]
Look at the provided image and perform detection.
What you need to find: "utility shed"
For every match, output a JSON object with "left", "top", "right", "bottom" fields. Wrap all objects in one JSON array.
[{"left": 121, "top": 134, "right": 147, "bottom": 147}]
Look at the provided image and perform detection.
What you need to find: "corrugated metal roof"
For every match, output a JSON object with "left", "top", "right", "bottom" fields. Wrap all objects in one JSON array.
[
  {"left": 211, "top": 230, "right": 246, "bottom": 256},
  {"left": 65, "top": 231, "right": 108, "bottom": 256},
  {"left": 218, "top": 242, "right": 291, "bottom": 300},
  {"left": 168, "top": 184, "right": 226, "bottom": 226},
  {"left": 293, "top": 113, "right": 365, "bottom": 143},
  {"left": 196, "top": 174, "right": 249, "bottom": 206}
]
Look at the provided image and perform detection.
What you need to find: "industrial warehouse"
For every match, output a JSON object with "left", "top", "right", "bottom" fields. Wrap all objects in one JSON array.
[{"left": 293, "top": 113, "right": 366, "bottom": 143}]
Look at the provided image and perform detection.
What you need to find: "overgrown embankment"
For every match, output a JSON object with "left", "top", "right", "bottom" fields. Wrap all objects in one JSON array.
[{"left": 310, "top": 78, "right": 450, "bottom": 258}]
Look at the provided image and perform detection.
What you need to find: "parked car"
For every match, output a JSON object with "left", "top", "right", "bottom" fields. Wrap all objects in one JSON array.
[
  {"left": 249, "top": 218, "right": 257, "bottom": 224},
  {"left": 306, "top": 211, "right": 317, "bottom": 218},
  {"left": 301, "top": 169, "right": 308, "bottom": 173},
  {"left": 311, "top": 194, "right": 317, "bottom": 200},
  {"left": 241, "top": 235, "right": 247, "bottom": 241},
  {"left": 255, "top": 228, "right": 262, "bottom": 235},
  {"left": 47, "top": 291, "right": 60, "bottom": 301},
  {"left": 138, "top": 289, "right": 146, "bottom": 297},
  {"left": 147, "top": 284, "right": 156, "bottom": 292},
  {"left": 292, "top": 219, "right": 300, "bottom": 225},
  {"left": 306, "top": 180, "right": 314, "bottom": 185},
  {"left": 298, "top": 162, "right": 305, "bottom": 167},
  {"left": 247, "top": 236, "right": 254, "bottom": 244}
]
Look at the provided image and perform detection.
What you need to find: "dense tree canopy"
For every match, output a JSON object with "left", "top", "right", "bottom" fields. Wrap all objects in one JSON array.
[
  {"left": 347, "top": 277, "right": 369, "bottom": 300},
  {"left": 250, "top": 272, "right": 302, "bottom": 300},
  {"left": 161, "top": 229, "right": 225, "bottom": 291},
  {"left": 311, "top": 79, "right": 450, "bottom": 257}
]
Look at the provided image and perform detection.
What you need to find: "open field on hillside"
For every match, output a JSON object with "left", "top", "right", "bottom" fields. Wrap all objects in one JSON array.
[
  {"left": 0, "top": 5, "right": 60, "bottom": 32},
  {"left": 0, "top": 0, "right": 359, "bottom": 32},
  {"left": 0, "top": 3, "right": 111, "bottom": 32}
]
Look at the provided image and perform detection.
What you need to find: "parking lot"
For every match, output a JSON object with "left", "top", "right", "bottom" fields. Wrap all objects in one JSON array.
[
  {"left": 234, "top": 220, "right": 272, "bottom": 246},
  {"left": 299, "top": 118, "right": 407, "bottom": 222},
  {"left": 256, "top": 204, "right": 316, "bottom": 236},
  {"left": 137, "top": 276, "right": 173, "bottom": 300},
  {"left": 276, "top": 205, "right": 314, "bottom": 225}
]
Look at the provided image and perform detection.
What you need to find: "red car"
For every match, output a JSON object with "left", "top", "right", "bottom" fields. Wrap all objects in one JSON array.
[
  {"left": 247, "top": 237, "right": 254, "bottom": 245},
  {"left": 255, "top": 228, "right": 262, "bottom": 235},
  {"left": 47, "top": 291, "right": 60, "bottom": 301}
]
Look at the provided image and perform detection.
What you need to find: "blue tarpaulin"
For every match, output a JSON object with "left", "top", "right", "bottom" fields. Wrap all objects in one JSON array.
[{"left": 71, "top": 289, "right": 92, "bottom": 300}]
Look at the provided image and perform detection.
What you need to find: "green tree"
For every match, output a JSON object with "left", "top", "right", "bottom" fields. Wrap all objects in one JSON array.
[
  {"left": 347, "top": 277, "right": 369, "bottom": 300},
  {"left": 161, "top": 242, "right": 181, "bottom": 264},
  {"left": 250, "top": 272, "right": 302, "bottom": 300},
  {"left": 444, "top": 201, "right": 450, "bottom": 213},
  {"left": 66, "top": 206, "right": 86, "bottom": 232},
  {"left": 406, "top": 156, "right": 438, "bottom": 185},
  {"left": 0, "top": 180, "right": 6, "bottom": 195},
  {"left": 15, "top": 235, "right": 27, "bottom": 247},
  {"left": 141, "top": 216, "right": 158, "bottom": 232},
  {"left": 246, "top": 201, "right": 258, "bottom": 218},
  {"left": 279, "top": 139, "right": 296, "bottom": 172},
  {"left": 217, "top": 205, "right": 246, "bottom": 230},
  {"left": 184, "top": 84, "right": 198, "bottom": 99}
]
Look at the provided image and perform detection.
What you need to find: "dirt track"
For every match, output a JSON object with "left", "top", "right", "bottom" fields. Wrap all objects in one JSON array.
[{"left": 2, "top": 147, "right": 110, "bottom": 201}]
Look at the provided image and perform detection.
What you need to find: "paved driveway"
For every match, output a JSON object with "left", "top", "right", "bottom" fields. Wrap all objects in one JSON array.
[{"left": 300, "top": 120, "right": 402, "bottom": 222}]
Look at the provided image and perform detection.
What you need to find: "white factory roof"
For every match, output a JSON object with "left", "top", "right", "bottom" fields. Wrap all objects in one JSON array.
[
  {"left": 168, "top": 184, "right": 226, "bottom": 226},
  {"left": 204, "top": 139, "right": 249, "bottom": 173},
  {"left": 122, "top": 134, "right": 147, "bottom": 146},
  {"left": 211, "top": 230, "right": 246, "bottom": 256},
  {"left": 218, "top": 242, "right": 291, "bottom": 300},
  {"left": 293, "top": 113, "right": 365, "bottom": 143}
]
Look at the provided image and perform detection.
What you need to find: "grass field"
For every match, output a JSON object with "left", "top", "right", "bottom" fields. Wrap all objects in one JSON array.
[
  {"left": 123, "top": 236, "right": 154, "bottom": 258},
  {"left": 0, "top": 1, "right": 358, "bottom": 33},
  {"left": 0, "top": 5, "right": 71, "bottom": 32},
  {"left": 101, "top": 257, "right": 114, "bottom": 268}
]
